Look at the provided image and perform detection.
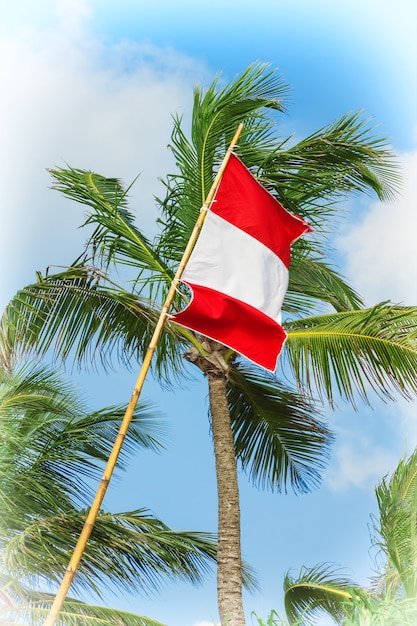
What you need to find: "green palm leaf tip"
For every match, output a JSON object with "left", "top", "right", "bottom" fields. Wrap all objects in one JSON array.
[
  {"left": 49, "top": 167, "right": 169, "bottom": 287},
  {"left": 265, "top": 111, "right": 400, "bottom": 221},
  {"left": 286, "top": 254, "right": 364, "bottom": 315},
  {"left": 372, "top": 448, "right": 417, "bottom": 600},
  {"left": 342, "top": 595, "right": 417, "bottom": 626},
  {"left": 283, "top": 564, "right": 365, "bottom": 625},
  {"left": 4, "top": 509, "right": 216, "bottom": 596},
  {"left": 227, "top": 365, "right": 333, "bottom": 494}
]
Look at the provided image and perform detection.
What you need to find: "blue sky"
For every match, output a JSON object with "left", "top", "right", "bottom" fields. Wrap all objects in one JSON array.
[{"left": 1, "top": 1, "right": 416, "bottom": 625}]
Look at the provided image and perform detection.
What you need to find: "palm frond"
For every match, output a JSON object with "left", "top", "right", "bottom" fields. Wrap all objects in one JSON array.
[
  {"left": 284, "top": 563, "right": 366, "bottom": 625},
  {"left": 4, "top": 264, "right": 187, "bottom": 376},
  {"left": 0, "top": 577, "right": 166, "bottom": 625},
  {"left": 284, "top": 304, "right": 417, "bottom": 407},
  {"left": 0, "top": 400, "right": 164, "bottom": 517},
  {"left": 373, "top": 448, "right": 417, "bottom": 599},
  {"left": 0, "top": 362, "right": 164, "bottom": 525},
  {"left": 0, "top": 591, "right": 166, "bottom": 626},
  {"left": 263, "top": 111, "right": 400, "bottom": 226},
  {"left": 192, "top": 61, "right": 289, "bottom": 178},
  {"left": 0, "top": 362, "right": 86, "bottom": 522},
  {"left": 1, "top": 509, "right": 217, "bottom": 599},
  {"left": 49, "top": 167, "right": 170, "bottom": 288},
  {"left": 227, "top": 365, "right": 333, "bottom": 493},
  {"left": 286, "top": 253, "right": 364, "bottom": 315}
]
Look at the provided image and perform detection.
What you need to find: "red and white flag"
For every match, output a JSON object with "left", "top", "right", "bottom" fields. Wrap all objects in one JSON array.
[{"left": 171, "top": 153, "right": 311, "bottom": 371}]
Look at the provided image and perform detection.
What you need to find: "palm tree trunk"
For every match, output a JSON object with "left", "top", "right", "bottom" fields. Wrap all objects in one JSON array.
[{"left": 208, "top": 372, "right": 245, "bottom": 626}]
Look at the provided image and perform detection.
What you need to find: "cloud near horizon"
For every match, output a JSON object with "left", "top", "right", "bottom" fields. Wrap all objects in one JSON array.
[
  {"left": 336, "top": 151, "right": 417, "bottom": 306},
  {"left": 0, "top": 1, "right": 209, "bottom": 310}
]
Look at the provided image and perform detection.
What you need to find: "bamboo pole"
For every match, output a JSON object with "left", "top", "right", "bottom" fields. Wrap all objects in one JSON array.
[{"left": 43, "top": 122, "right": 244, "bottom": 626}]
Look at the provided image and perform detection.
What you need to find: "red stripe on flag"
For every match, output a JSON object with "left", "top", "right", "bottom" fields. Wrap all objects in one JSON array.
[
  {"left": 173, "top": 283, "right": 287, "bottom": 371},
  {"left": 211, "top": 153, "right": 312, "bottom": 267}
]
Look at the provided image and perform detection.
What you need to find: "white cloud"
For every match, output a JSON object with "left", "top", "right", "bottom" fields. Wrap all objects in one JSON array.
[
  {"left": 325, "top": 396, "right": 417, "bottom": 493},
  {"left": 336, "top": 151, "right": 417, "bottom": 306},
  {"left": 325, "top": 438, "right": 397, "bottom": 492},
  {"left": 191, "top": 622, "right": 219, "bottom": 626},
  {"left": 0, "top": 1, "right": 208, "bottom": 310}
]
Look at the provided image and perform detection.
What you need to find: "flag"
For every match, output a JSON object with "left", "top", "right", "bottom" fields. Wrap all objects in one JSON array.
[{"left": 171, "top": 153, "right": 312, "bottom": 371}]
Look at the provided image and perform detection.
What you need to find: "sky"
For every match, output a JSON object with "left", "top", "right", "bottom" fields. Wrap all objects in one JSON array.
[{"left": 0, "top": 0, "right": 416, "bottom": 625}]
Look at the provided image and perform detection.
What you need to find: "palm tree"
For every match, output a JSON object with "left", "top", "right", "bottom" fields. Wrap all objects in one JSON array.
[
  {"left": 283, "top": 448, "right": 417, "bottom": 625},
  {"left": 4, "top": 62, "right": 417, "bottom": 625},
  {"left": 0, "top": 337, "right": 219, "bottom": 625}
]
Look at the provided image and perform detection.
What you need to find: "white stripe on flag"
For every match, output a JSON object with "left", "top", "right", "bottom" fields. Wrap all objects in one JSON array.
[{"left": 182, "top": 211, "right": 288, "bottom": 323}]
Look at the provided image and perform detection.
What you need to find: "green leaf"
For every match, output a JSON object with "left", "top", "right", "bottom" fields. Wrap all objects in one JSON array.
[
  {"left": 0, "top": 363, "right": 219, "bottom": 619},
  {"left": 1, "top": 509, "right": 217, "bottom": 599},
  {"left": 284, "top": 563, "right": 365, "bottom": 625},
  {"left": 49, "top": 167, "right": 172, "bottom": 292},
  {"left": 0, "top": 588, "right": 166, "bottom": 626},
  {"left": 263, "top": 111, "right": 400, "bottom": 224},
  {"left": 3, "top": 265, "right": 187, "bottom": 376},
  {"left": 373, "top": 448, "right": 417, "bottom": 599},
  {"left": 284, "top": 304, "right": 417, "bottom": 407},
  {"left": 0, "top": 362, "right": 164, "bottom": 528},
  {"left": 227, "top": 365, "right": 333, "bottom": 493},
  {"left": 286, "top": 253, "right": 364, "bottom": 315}
]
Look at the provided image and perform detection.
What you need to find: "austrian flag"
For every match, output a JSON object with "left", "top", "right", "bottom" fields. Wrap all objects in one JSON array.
[{"left": 172, "top": 153, "right": 312, "bottom": 371}]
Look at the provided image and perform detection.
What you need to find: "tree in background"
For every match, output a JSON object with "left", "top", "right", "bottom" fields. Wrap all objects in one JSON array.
[
  {"left": 0, "top": 323, "right": 218, "bottom": 626},
  {"left": 283, "top": 448, "right": 417, "bottom": 625},
  {"left": 4, "top": 63, "right": 417, "bottom": 625}
]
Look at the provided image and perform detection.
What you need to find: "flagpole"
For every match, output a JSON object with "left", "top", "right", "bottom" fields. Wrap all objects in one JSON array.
[{"left": 43, "top": 122, "right": 244, "bottom": 626}]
